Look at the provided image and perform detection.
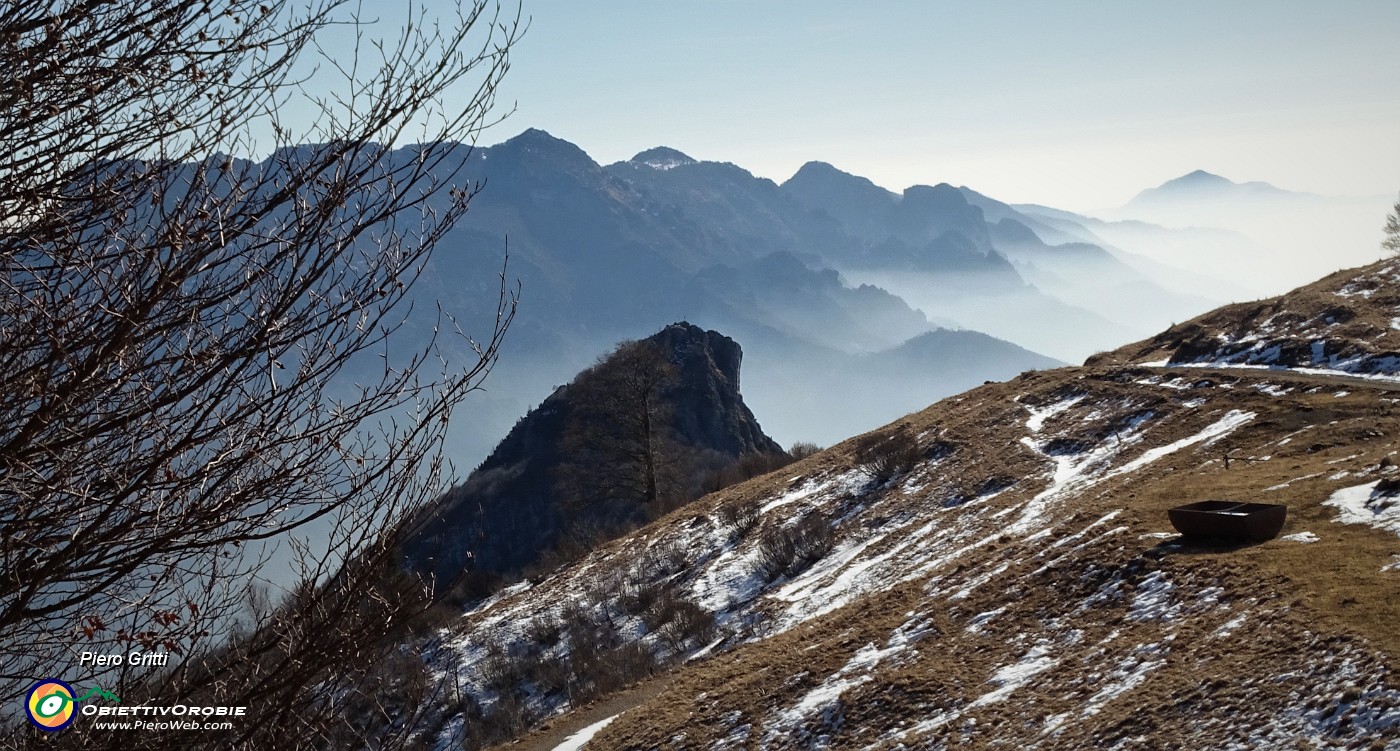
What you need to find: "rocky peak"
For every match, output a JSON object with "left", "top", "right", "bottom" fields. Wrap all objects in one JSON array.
[
  {"left": 489, "top": 127, "right": 599, "bottom": 172},
  {"left": 654, "top": 321, "right": 741, "bottom": 391},
  {"left": 402, "top": 322, "right": 780, "bottom": 585},
  {"left": 1161, "top": 169, "right": 1232, "bottom": 189},
  {"left": 894, "top": 183, "right": 989, "bottom": 248},
  {"left": 648, "top": 322, "right": 777, "bottom": 457},
  {"left": 630, "top": 146, "right": 697, "bottom": 170}
]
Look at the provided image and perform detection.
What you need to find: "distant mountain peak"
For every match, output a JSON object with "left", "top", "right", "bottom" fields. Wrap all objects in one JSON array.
[
  {"left": 505, "top": 127, "right": 564, "bottom": 146},
  {"left": 785, "top": 161, "right": 891, "bottom": 192},
  {"left": 1125, "top": 169, "right": 1295, "bottom": 209},
  {"left": 1159, "top": 170, "right": 1234, "bottom": 189},
  {"left": 495, "top": 128, "right": 593, "bottom": 161},
  {"left": 902, "top": 182, "right": 965, "bottom": 201},
  {"left": 790, "top": 160, "right": 844, "bottom": 177},
  {"left": 630, "top": 146, "right": 696, "bottom": 170}
]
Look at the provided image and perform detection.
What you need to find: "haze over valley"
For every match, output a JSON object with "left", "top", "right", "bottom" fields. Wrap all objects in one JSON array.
[{"left": 411, "top": 129, "right": 1393, "bottom": 466}]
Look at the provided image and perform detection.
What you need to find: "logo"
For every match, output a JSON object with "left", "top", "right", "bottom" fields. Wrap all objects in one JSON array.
[
  {"left": 23, "top": 680, "right": 121, "bottom": 732},
  {"left": 25, "top": 679, "right": 77, "bottom": 731}
]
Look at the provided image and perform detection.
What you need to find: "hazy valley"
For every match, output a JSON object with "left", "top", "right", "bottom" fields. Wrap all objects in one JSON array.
[{"left": 403, "top": 129, "right": 1389, "bottom": 468}]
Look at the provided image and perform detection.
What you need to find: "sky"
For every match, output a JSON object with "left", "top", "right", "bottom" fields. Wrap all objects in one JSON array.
[{"left": 426, "top": 0, "right": 1400, "bottom": 212}]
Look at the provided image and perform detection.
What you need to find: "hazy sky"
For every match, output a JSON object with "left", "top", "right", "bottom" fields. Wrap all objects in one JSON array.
[{"left": 441, "top": 0, "right": 1400, "bottom": 211}]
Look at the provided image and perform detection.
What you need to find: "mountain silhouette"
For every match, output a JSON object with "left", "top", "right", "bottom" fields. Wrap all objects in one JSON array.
[{"left": 402, "top": 322, "right": 783, "bottom": 587}]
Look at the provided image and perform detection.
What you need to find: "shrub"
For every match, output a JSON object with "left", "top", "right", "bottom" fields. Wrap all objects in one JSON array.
[
  {"left": 594, "top": 642, "right": 657, "bottom": 695},
  {"left": 789, "top": 441, "right": 823, "bottom": 460},
  {"left": 618, "top": 578, "right": 665, "bottom": 617},
  {"left": 524, "top": 617, "right": 563, "bottom": 648},
  {"left": 700, "top": 451, "right": 796, "bottom": 496},
  {"left": 640, "top": 586, "right": 686, "bottom": 632},
  {"left": 406, "top": 600, "right": 466, "bottom": 637},
  {"left": 432, "top": 568, "right": 505, "bottom": 611},
  {"left": 657, "top": 595, "right": 717, "bottom": 653},
  {"left": 756, "top": 512, "right": 835, "bottom": 582},
  {"left": 580, "top": 568, "right": 625, "bottom": 615},
  {"left": 480, "top": 688, "right": 536, "bottom": 740},
  {"left": 736, "top": 451, "right": 795, "bottom": 478},
  {"left": 522, "top": 653, "right": 571, "bottom": 697},
  {"left": 477, "top": 640, "right": 525, "bottom": 694},
  {"left": 641, "top": 540, "right": 689, "bottom": 579},
  {"left": 559, "top": 601, "right": 614, "bottom": 649},
  {"left": 853, "top": 428, "right": 921, "bottom": 483},
  {"left": 564, "top": 628, "right": 655, "bottom": 702},
  {"left": 717, "top": 497, "right": 762, "bottom": 537}
]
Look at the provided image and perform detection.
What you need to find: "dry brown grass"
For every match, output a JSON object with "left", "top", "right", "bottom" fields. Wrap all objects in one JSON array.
[
  {"left": 1095, "top": 257, "right": 1400, "bottom": 370},
  {"left": 576, "top": 363, "right": 1400, "bottom": 750},
  {"left": 472, "top": 263, "right": 1400, "bottom": 749}
]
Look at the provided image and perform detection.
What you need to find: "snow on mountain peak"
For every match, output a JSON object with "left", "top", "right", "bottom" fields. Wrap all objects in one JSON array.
[{"left": 630, "top": 146, "right": 696, "bottom": 170}]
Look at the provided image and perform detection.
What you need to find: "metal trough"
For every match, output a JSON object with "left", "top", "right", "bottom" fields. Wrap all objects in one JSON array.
[{"left": 1167, "top": 501, "right": 1287, "bottom": 542}]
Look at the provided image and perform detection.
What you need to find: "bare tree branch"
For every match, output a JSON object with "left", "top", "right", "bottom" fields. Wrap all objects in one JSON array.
[{"left": 0, "top": 1, "right": 522, "bottom": 747}]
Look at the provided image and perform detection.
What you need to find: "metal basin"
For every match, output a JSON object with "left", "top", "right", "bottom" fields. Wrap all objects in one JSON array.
[{"left": 1168, "top": 501, "right": 1287, "bottom": 542}]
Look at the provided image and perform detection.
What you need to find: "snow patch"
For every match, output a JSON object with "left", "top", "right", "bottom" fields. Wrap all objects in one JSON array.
[
  {"left": 1111, "top": 410, "right": 1255, "bottom": 478},
  {"left": 1266, "top": 472, "right": 1322, "bottom": 491},
  {"left": 1323, "top": 481, "right": 1400, "bottom": 536},
  {"left": 949, "top": 561, "right": 1012, "bottom": 601},
  {"left": 1081, "top": 641, "right": 1170, "bottom": 718},
  {"left": 1280, "top": 531, "right": 1319, "bottom": 544},
  {"left": 971, "top": 639, "right": 1060, "bottom": 707},
  {"left": 1141, "top": 358, "right": 1400, "bottom": 383},
  {"left": 1128, "top": 571, "right": 1179, "bottom": 622},
  {"left": 550, "top": 713, "right": 620, "bottom": 751},
  {"left": 767, "top": 616, "right": 934, "bottom": 745},
  {"left": 690, "top": 546, "right": 765, "bottom": 614},
  {"left": 1214, "top": 613, "right": 1248, "bottom": 637},
  {"left": 772, "top": 533, "right": 886, "bottom": 607},
  {"left": 1008, "top": 410, "right": 1253, "bottom": 536},
  {"left": 966, "top": 606, "right": 1007, "bottom": 634},
  {"left": 1024, "top": 394, "right": 1086, "bottom": 433},
  {"left": 1252, "top": 382, "right": 1292, "bottom": 396},
  {"left": 761, "top": 472, "right": 860, "bottom": 514}
]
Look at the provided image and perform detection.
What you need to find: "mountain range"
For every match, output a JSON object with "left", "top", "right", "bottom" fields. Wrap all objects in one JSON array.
[{"left": 407, "top": 129, "right": 1255, "bottom": 463}]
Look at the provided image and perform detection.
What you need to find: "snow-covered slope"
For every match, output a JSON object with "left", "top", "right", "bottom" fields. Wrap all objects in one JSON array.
[{"left": 402, "top": 260, "right": 1400, "bottom": 751}]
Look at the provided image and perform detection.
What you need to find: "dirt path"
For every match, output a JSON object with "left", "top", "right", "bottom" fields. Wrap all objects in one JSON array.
[{"left": 489, "top": 674, "right": 674, "bottom": 751}]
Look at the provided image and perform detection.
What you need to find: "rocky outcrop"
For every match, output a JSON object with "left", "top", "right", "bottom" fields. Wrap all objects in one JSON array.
[
  {"left": 651, "top": 322, "right": 781, "bottom": 457},
  {"left": 402, "top": 322, "right": 782, "bottom": 589}
]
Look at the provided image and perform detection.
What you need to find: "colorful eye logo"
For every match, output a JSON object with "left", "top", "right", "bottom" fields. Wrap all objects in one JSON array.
[{"left": 25, "top": 679, "right": 77, "bottom": 731}]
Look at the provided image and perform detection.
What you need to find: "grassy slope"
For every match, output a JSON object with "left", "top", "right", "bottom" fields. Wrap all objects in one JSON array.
[
  {"left": 581, "top": 368, "right": 1400, "bottom": 749},
  {"left": 1094, "top": 258, "right": 1400, "bottom": 372},
  {"left": 461, "top": 258, "right": 1400, "bottom": 750}
]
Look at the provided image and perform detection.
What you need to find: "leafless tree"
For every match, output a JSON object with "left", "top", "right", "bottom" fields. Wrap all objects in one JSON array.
[
  {"left": 557, "top": 340, "right": 685, "bottom": 515},
  {"left": 0, "top": 0, "right": 520, "bottom": 747},
  {"left": 1384, "top": 194, "right": 1400, "bottom": 255}
]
